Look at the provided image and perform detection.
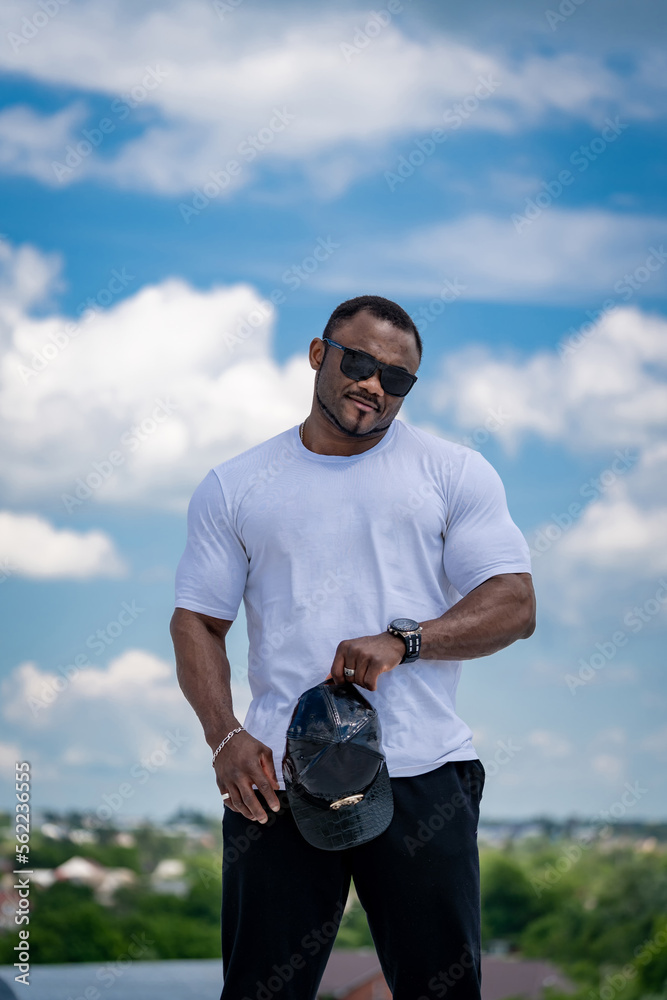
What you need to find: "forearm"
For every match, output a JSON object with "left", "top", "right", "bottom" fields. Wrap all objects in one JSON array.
[
  {"left": 419, "top": 572, "right": 535, "bottom": 661},
  {"left": 170, "top": 609, "right": 241, "bottom": 750}
]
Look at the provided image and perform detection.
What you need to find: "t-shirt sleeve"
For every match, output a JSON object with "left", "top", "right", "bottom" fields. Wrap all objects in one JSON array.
[
  {"left": 442, "top": 448, "right": 532, "bottom": 597},
  {"left": 174, "top": 469, "right": 248, "bottom": 620}
]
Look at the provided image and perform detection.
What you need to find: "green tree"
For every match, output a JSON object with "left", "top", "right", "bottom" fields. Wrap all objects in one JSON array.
[{"left": 481, "top": 852, "right": 542, "bottom": 944}]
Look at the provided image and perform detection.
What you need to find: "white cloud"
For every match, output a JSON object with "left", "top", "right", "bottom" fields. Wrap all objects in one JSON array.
[
  {"left": 429, "top": 305, "right": 667, "bottom": 450},
  {"left": 557, "top": 494, "right": 667, "bottom": 574},
  {"left": 2, "top": 649, "right": 184, "bottom": 735},
  {"left": 591, "top": 753, "right": 625, "bottom": 783},
  {"left": 0, "top": 740, "right": 23, "bottom": 778},
  {"left": 641, "top": 727, "right": 667, "bottom": 757},
  {"left": 0, "top": 103, "right": 87, "bottom": 186},
  {"left": 422, "top": 304, "right": 667, "bottom": 619},
  {"left": 0, "top": 239, "right": 63, "bottom": 321},
  {"left": 0, "top": 2, "right": 658, "bottom": 195},
  {"left": 0, "top": 510, "right": 126, "bottom": 578},
  {"left": 527, "top": 729, "right": 572, "bottom": 758},
  {"left": 0, "top": 241, "right": 313, "bottom": 509},
  {"left": 321, "top": 211, "right": 667, "bottom": 304},
  {"left": 1, "top": 647, "right": 254, "bottom": 817}
]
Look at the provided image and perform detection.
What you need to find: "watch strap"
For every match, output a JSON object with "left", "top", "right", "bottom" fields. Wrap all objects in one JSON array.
[{"left": 388, "top": 624, "right": 422, "bottom": 664}]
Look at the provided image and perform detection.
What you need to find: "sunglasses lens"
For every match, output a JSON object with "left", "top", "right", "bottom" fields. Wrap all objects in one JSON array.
[
  {"left": 381, "top": 370, "right": 413, "bottom": 396},
  {"left": 340, "top": 349, "right": 376, "bottom": 382},
  {"left": 339, "top": 346, "right": 415, "bottom": 396}
]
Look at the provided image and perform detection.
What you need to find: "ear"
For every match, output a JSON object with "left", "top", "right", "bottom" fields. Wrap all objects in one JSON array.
[{"left": 309, "top": 337, "right": 325, "bottom": 371}]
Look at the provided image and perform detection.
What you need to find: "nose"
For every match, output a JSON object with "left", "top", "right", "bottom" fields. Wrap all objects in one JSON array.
[{"left": 354, "top": 369, "right": 384, "bottom": 397}]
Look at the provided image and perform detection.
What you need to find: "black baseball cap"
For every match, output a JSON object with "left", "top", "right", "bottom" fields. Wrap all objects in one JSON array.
[{"left": 282, "top": 679, "right": 394, "bottom": 851}]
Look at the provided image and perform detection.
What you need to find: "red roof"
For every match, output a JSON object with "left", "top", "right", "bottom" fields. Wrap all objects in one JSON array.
[{"left": 318, "top": 950, "right": 575, "bottom": 1000}]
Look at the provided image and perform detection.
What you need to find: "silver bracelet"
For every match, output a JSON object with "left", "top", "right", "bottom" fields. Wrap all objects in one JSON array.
[{"left": 211, "top": 727, "right": 245, "bottom": 767}]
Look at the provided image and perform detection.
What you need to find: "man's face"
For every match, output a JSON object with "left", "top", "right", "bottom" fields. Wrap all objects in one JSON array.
[{"left": 311, "top": 310, "right": 421, "bottom": 438}]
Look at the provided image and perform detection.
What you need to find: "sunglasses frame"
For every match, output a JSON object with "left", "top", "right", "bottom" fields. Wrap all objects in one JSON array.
[{"left": 322, "top": 338, "right": 418, "bottom": 397}]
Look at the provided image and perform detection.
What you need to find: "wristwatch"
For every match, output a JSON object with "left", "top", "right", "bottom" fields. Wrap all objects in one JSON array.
[{"left": 387, "top": 618, "right": 423, "bottom": 664}]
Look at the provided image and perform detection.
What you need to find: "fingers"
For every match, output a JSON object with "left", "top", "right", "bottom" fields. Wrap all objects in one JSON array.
[
  {"left": 332, "top": 639, "right": 380, "bottom": 689},
  {"left": 258, "top": 752, "right": 282, "bottom": 814},
  {"left": 355, "top": 661, "right": 377, "bottom": 691},
  {"left": 215, "top": 742, "right": 282, "bottom": 822},
  {"left": 238, "top": 780, "right": 270, "bottom": 823},
  {"left": 222, "top": 777, "right": 270, "bottom": 823},
  {"left": 330, "top": 645, "right": 347, "bottom": 685}
]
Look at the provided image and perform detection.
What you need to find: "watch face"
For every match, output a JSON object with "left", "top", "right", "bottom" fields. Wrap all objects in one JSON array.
[{"left": 391, "top": 618, "right": 419, "bottom": 633}]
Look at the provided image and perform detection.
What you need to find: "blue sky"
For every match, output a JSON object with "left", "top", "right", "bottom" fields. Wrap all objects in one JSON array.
[{"left": 0, "top": 0, "right": 666, "bottom": 823}]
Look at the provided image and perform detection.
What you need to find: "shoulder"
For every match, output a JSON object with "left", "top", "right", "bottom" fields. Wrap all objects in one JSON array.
[
  {"left": 396, "top": 421, "right": 506, "bottom": 500},
  {"left": 186, "top": 427, "right": 296, "bottom": 511},
  {"left": 395, "top": 419, "right": 482, "bottom": 469},
  {"left": 210, "top": 426, "right": 296, "bottom": 483}
]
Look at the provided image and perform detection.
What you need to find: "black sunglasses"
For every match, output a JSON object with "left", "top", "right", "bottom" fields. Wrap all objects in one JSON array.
[{"left": 322, "top": 338, "right": 418, "bottom": 397}]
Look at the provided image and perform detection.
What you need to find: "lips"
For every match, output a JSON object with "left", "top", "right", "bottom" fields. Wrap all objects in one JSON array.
[{"left": 347, "top": 395, "right": 379, "bottom": 412}]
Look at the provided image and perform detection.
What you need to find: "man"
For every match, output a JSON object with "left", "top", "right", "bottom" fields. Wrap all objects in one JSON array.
[{"left": 171, "top": 295, "right": 535, "bottom": 1000}]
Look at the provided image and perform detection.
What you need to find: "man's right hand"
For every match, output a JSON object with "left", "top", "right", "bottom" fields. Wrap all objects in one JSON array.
[{"left": 213, "top": 730, "right": 282, "bottom": 823}]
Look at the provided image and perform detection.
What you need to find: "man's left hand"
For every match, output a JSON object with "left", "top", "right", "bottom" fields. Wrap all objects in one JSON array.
[{"left": 329, "top": 632, "right": 406, "bottom": 691}]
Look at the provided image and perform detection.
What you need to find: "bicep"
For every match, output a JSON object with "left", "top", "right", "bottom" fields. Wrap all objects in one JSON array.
[{"left": 170, "top": 607, "right": 234, "bottom": 643}]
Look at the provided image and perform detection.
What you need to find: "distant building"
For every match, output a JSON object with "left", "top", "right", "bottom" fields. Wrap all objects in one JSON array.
[
  {"left": 315, "top": 951, "right": 575, "bottom": 1000},
  {"left": 317, "top": 950, "right": 391, "bottom": 999},
  {"left": 481, "top": 956, "right": 575, "bottom": 999},
  {"left": 53, "top": 856, "right": 136, "bottom": 904},
  {"left": 151, "top": 858, "right": 189, "bottom": 897}
]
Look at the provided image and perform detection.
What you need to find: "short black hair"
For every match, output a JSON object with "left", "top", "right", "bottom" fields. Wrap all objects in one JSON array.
[{"left": 322, "top": 295, "right": 422, "bottom": 363}]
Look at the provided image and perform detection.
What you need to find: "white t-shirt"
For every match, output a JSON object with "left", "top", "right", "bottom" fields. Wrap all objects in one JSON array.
[{"left": 174, "top": 418, "right": 531, "bottom": 786}]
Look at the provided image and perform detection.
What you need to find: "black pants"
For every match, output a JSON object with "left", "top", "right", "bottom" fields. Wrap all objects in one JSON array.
[{"left": 220, "top": 758, "right": 485, "bottom": 1000}]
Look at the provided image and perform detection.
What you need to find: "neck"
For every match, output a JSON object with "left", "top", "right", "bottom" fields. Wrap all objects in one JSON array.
[{"left": 300, "top": 408, "right": 393, "bottom": 456}]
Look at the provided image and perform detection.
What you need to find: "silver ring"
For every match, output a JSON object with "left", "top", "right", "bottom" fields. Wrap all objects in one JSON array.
[
  {"left": 344, "top": 668, "right": 355, "bottom": 678},
  {"left": 221, "top": 792, "right": 230, "bottom": 800}
]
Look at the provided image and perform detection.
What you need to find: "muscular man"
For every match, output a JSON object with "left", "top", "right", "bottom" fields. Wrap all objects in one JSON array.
[{"left": 171, "top": 294, "right": 535, "bottom": 1000}]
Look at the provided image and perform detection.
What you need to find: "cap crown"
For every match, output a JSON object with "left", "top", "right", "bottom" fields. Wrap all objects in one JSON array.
[{"left": 284, "top": 682, "right": 384, "bottom": 804}]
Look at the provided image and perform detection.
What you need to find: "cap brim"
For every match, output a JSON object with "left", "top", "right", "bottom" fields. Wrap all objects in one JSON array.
[{"left": 286, "top": 760, "right": 394, "bottom": 851}]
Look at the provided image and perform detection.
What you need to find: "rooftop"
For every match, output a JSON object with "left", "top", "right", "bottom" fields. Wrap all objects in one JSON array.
[{"left": 0, "top": 953, "right": 574, "bottom": 1000}]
